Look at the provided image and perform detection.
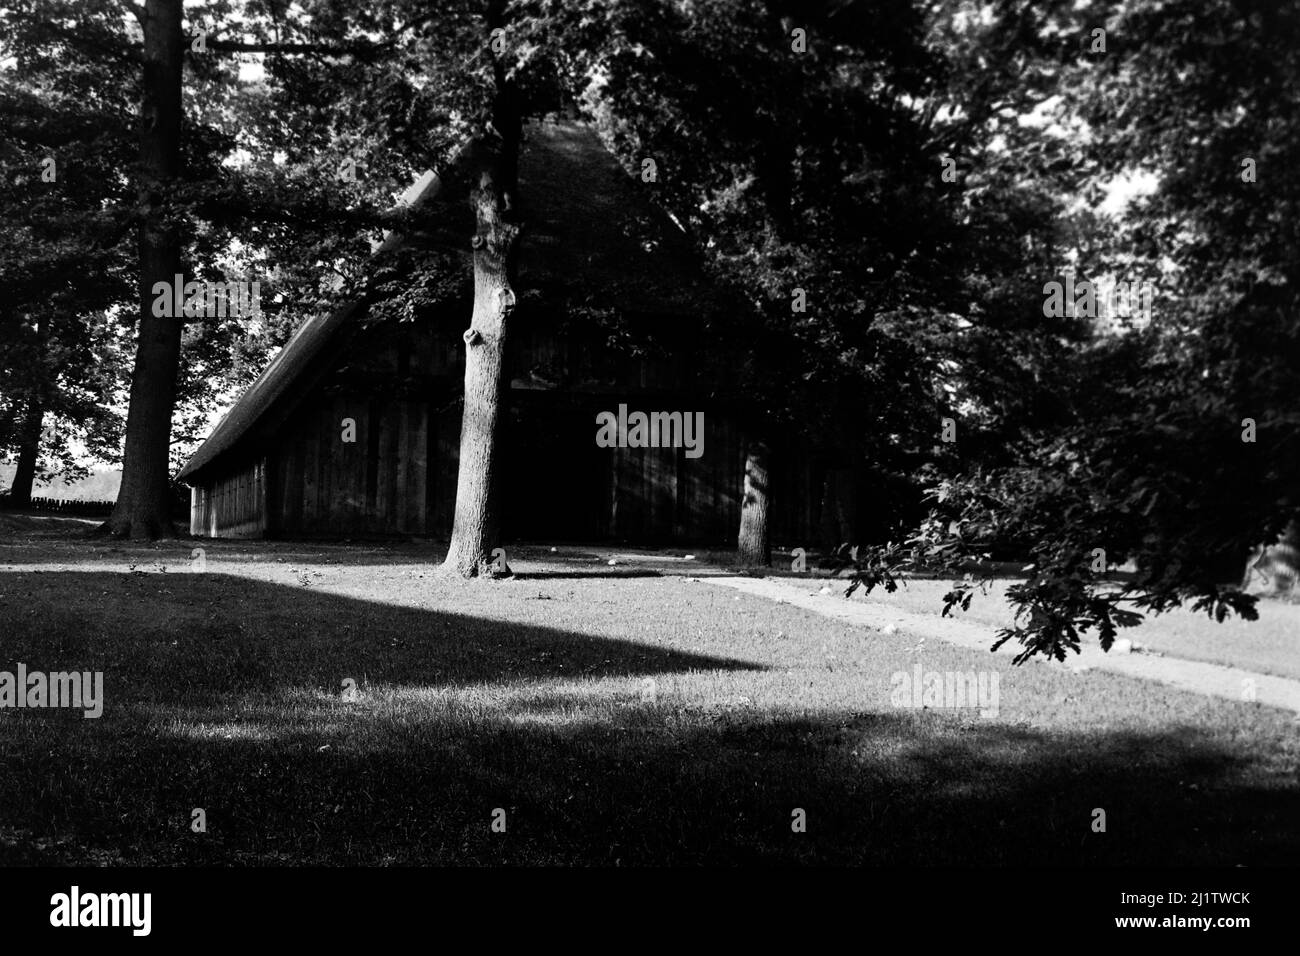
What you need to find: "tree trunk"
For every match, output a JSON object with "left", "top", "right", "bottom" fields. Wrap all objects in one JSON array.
[
  {"left": 107, "top": 0, "right": 184, "bottom": 539},
  {"left": 1243, "top": 520, "right": 1300, "bottom": 594},
  {"left": 7, "top": 398, "right": 43, "bottom": 507},
  {"left": 0, "top": 401, "right": 16, "bottom": 449},
  {"left": 737, "top": 439, "right": 771, "bottom": 566},
  {"left": 442, "top": 122, "right": 521, "bottom": 577}
]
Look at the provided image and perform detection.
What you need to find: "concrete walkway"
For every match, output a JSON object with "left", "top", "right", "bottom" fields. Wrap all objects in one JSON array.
[{"left": 701, "top": 574, "right": 1300, "bottom": 715}]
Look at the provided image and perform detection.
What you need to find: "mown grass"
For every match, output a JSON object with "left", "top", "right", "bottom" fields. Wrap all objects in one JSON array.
[{"left": 0, "top": 526, "right": 1297, "bottom": 865}]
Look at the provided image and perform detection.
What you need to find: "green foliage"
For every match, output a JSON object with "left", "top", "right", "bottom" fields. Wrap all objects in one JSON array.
[
  {"left": 0, "top": 0, "right": 139, "bottom": 476},
  {"left": 834, "top": 0, "right": 1299, "bottom": 661}
]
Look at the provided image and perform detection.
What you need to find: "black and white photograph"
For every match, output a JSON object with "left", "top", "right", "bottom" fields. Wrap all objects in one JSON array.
[{"left": 0, "top": 0, "right": 1295, "bottom": 941}]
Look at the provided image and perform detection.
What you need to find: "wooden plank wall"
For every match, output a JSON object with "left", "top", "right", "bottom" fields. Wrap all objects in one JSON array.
[
  {"left": 590, "top": 405, "right": 744, "bottom": 544},
  {"left": 193, "top": 399, "right": 814, "bottom": 544},
  {"left": 267, "top": 395, "right": 431, "bottom": 537},
  {"left": 191, "top": 459, "right": 266, "bottom": 538},
  {"left": 431, "top": 404, "right": 460, "bottom": 535},
  {"left": 189, "top": 312, "right": 819, "bottom": 543},
  {"left": 770, "top": 451, "right": 816, "bottom": 549}
]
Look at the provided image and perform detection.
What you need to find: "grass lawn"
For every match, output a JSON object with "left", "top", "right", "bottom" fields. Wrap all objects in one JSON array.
[{"left": 1, "top": 516, "right": 1298, "bottom": 865}]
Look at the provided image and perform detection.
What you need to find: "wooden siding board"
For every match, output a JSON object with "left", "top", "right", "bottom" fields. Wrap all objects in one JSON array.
[
  {"left": 408, "top": 401, "right": 428, "bottom": 533},
  {"left": 301, "top": 408, "right": 319, "bottom": 530}
]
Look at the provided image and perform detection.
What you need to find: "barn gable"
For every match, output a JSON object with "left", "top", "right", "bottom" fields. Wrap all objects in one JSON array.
[{"left": 179, "top": 118, "right": 816, "bottom": 544}]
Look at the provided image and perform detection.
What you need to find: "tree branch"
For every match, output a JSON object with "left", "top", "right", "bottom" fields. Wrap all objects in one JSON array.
[{"left": 204, "top": 38, "right": 388, "bottom": 59}]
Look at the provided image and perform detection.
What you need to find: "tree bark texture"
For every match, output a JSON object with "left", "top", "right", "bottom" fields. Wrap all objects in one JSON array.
[
  {"left": 442, "top": 129, "right": 521, "bottom": 577},
  {"left": 108, "top": 0, "right": 184, "bottom": 539},
  {"left": 738, "top": 439, "right": 772, "bottom": 566}
]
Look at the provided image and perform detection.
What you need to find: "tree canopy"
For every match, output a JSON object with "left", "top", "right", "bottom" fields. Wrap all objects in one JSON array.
[{"left": 1, "top": 0, "right": 1292, "bottom": 658}]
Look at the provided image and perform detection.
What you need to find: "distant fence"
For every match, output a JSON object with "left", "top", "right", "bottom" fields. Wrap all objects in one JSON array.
[
  {"left": 0, "top": 487, "right": 190, "bottom": 520},
  {"left": 0, "top": 494, "right": 116, "bottom": 517}
]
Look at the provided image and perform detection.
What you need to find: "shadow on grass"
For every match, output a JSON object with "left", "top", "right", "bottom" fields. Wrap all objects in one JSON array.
[
  {"left": 0, "top": 571, "right": 1296, "bottom": 866},
  {"left": 510, "top": 570, "right": 663, "bottom": 580},
  {"left": 0, "top": 572, "right": 755, "bottom": 697},
  {"left": 0, "top": 536, "right": 739, "bottom": 580}
]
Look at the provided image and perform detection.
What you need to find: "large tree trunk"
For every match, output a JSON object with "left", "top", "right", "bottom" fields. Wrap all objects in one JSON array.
[
  {"left": 7, "top": 398, "right": 44, "bottom": 507},
  {"left": 442, "top": 109, "right": 521, "bottom": 578},
  {"left": 107, "top": 0, "right": 184, "bottom": 539},
  {"left": 737, "top": 439, "right": 771, "bottom": 566},
  {"left": 1243, "top": 520, "right": 1300, "bottom": 594}
]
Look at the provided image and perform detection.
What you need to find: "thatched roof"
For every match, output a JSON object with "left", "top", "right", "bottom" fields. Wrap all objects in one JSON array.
[{"left": 177, "top": 118, "right": 715, "bottom": 484}]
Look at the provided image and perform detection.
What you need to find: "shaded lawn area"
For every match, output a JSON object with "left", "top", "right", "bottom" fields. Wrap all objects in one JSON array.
[{"left": 0, "top": 528, "right": 1298, "bottom": 865}]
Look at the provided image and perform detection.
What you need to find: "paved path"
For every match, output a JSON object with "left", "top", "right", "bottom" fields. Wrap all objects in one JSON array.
[{"left": 702, "top": 575, "right": 1300, "bottom": 715}]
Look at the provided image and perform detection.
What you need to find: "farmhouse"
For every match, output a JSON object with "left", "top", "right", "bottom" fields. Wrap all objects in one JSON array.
[{"left": 178, "top": 118, "right": 821, "bottom": 545}]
